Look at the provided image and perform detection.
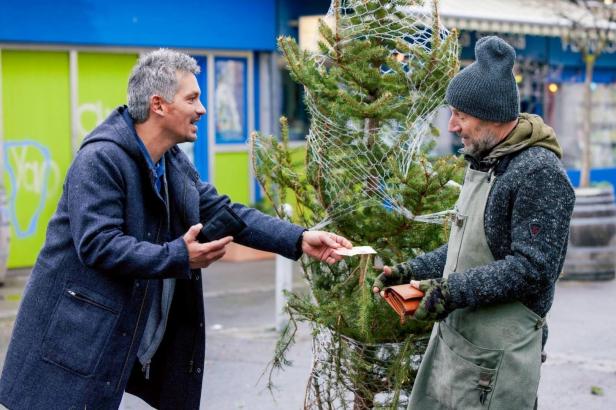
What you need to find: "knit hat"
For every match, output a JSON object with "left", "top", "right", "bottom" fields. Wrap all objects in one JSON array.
[{"left": 446, "top": 36, "right": 520, "bottom": 122}]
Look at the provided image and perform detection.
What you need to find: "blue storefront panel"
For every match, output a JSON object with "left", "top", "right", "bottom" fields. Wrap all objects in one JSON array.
[{"left": 0, "top": 0, "right": 277, "bottom": 51}]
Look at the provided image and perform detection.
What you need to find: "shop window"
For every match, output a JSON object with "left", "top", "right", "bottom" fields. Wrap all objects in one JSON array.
[
  {"left": 214, "top": 57, "right": 248, "bottom": 144},
  {"left": 281, "top": 67, "right": 309, "bottom": 141}
]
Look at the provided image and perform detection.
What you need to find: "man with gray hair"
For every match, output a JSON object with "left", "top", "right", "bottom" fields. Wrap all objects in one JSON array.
[
  {"left": 0, "top": 49, "right": 352, "bottom": 409},
  {"left": 373, "top": 36, "right": 575, "bottom": 409}
]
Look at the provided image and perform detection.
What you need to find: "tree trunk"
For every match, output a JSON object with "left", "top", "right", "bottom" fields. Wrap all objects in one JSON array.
[
  {"left": 580, "top": 54, "right": 595, "bottom": 188},
  {"left": 352, "top": 394, "right": 374, "bottom": 410},
  {"left": 364, "top": 118, "right": 381, "bottom": 194}
]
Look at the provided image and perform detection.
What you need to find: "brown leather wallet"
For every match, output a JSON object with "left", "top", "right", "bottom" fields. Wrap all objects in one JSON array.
[{"left": 382, "top": 284, "right": 425, "bottom": 322}]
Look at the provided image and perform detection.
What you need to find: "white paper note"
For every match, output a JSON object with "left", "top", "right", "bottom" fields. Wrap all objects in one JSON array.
[{"left": 334, "top": 246, "right": 377, "bottom": 256}]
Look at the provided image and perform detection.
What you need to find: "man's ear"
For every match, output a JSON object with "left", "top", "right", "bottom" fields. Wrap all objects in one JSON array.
[{"left": 150, "top": 95, "right": 166, "bottom": 117}]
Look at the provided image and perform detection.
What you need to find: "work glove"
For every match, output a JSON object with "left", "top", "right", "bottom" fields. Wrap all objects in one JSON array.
[
  {"left": 372, "top": 263, "right": 414, "bottom": 293},
  {"left": 413, "top": 278, "right": 453, "bottom": 321}
]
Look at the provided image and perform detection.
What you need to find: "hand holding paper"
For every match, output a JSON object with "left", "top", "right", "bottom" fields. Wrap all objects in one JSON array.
[{"left": 301, "top": 231, "right": 353, "bottom": 264}]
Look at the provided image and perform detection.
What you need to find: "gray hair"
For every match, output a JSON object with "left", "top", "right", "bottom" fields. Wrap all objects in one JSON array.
[{"left": 127, "top": 49, "right": 200, "bottom": 123}]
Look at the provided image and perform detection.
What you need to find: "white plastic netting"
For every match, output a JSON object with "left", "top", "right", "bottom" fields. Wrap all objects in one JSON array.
[
  {"left": 311, "top": 0, "right": 458, "bottom": 230},
  {"left": 254, "top": 0, "right": 460, "bottom": 231},
  {"left": 304, "top": 326, "right": 429, "bottom": 409}
]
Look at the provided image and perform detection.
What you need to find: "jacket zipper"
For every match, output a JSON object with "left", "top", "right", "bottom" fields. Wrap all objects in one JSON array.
[
  {"left": 142, "top": 361, "right": 151, "bottom": 380},
  {"left": 115, "top": 281, "right": 149, "bottom": 392},
  {"left": 180, "top": 166, "right": 200, "bottom": 374},
  {"left": 188, "top": 325, "right": 198, "bottom": 374},
  {"left": 116, "top": 198, "right": 166, "bottom": 391},
  {"left": 187, "top": 272, "right": 203, "bottom": 375},
  {"left": 67, "top": 290, "right": 117, "bottom": 314}
]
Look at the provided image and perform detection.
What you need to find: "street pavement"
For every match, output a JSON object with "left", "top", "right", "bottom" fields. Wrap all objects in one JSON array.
[{"left": 0, "top": 260, "right": 615, "bottom": 409}]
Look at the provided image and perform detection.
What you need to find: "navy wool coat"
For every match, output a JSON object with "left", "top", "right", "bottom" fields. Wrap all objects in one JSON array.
[{"left": 0, "top": 106, "right": 305, "bottom": 409}]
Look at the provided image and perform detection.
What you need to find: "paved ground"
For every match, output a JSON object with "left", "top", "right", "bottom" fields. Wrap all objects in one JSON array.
[{"left": 1, "top": 260, "right": 615, "bottom": 409}]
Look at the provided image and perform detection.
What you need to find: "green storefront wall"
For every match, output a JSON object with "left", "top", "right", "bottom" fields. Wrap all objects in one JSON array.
[
  {"left": 1, "top": 50, "right": 259, "bottom": 268},
  {"left": 77, "top": 52, "right": 138, "bottom": 147},
  {"left": 2, "top": 50, "right": 72, "bottom": 267}
]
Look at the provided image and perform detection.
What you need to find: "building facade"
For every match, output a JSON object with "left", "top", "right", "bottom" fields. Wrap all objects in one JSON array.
[
  {"left": 2, "top": 0, "right": 616, "bottom": 267},
  {"left": 0, "top": 0, "right": 311, "bottom": 267}
]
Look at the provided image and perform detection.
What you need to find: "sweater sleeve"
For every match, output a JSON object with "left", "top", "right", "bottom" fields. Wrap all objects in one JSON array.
[
  {"left": 447, "top": 166, "right": 575, "bottom": 311},
  {"left": 393, "top": 244, "right": 448, "bottom": 280}
]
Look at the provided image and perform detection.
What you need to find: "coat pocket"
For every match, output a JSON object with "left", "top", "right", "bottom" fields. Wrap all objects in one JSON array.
[
  {"left": 42, "top": 285, "right": 120, "bottom": 377},
  {"left": 425, "top": 322, "right": 504, "bottom": 409}
]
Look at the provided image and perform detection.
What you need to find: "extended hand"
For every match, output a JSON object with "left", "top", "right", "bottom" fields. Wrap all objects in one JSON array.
[
  {"left": 411, "top": 278, "right": 453, "bottom": 321},
  {"left": 301, "top": 231, "right": 352, "bottom": 265},
  {"left": 183, "top": 223, "right": 233, "bottom": 269}
]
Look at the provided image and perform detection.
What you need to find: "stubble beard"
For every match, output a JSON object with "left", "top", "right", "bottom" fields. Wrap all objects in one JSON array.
[{"left": 460, "top": 130, "right": 500, "bottom": 159}]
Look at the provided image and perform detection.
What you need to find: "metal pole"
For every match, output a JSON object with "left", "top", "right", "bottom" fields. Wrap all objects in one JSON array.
[{"left": 275, "top": 204, "right": 293, "bottom": 332}]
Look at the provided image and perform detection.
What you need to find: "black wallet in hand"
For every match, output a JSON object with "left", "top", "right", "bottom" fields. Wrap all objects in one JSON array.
[{"left": 197, "top": 205, "right": 247, "bottom": 243}]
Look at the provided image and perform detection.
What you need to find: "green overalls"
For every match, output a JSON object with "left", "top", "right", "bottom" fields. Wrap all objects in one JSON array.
[{"left": 408, "top": 167, "right": 544, "bottom": 410}]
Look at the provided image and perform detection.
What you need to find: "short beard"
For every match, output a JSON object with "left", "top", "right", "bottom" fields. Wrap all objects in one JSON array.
[{"left": 460, "top": 130, "right": 500, "bottom": 159}]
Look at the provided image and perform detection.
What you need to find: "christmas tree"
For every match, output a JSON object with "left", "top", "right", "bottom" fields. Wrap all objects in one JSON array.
[{"left": 251, "top": 0, "right": 463, "bottom": 408}]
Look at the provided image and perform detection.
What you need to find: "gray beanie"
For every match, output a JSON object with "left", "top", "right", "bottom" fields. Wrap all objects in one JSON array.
[{"left": 446, "top": 36, "right": 520, "bottom": 122}]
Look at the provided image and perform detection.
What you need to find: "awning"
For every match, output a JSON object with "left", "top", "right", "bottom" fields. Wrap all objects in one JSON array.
[
  {"left": 298, "top": 0, "right": 615, "bottom": 51},
  {"left": 438, "top": 0, "right": 610, "bottom": 37},
  {"left": 439, "top": 0, "right": 568, "bottom": 36}
]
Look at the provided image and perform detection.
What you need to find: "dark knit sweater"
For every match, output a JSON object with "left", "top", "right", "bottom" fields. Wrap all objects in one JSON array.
[{"left": 395, "top": 118, "right": 575, "bottom": 336}]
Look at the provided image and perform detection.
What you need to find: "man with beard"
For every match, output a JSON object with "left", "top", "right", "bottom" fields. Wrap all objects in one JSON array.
[
  {"left": 0, "top": 49, "right": 352, "bottom": 409},
  {"left": 373, "top": 36, "right": 575, "bottom": 409}
]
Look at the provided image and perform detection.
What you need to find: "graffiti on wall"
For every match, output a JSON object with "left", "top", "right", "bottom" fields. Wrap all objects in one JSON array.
[
  {"left": 77, "top": 101, "right": 115, "bottom": 143},
  {"left": 3, "top": 140, "right": 61, "bottom": 238},
  {"left": 1, "top": 102, "right": 115, "bottom": 241}
]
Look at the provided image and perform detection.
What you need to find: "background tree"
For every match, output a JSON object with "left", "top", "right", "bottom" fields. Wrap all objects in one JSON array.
[
  {"left": 543, "top": 0, "right": 616, "bottom": 187},
  {"left": 251, "top": 0, "right": 463, "bottom": 408}
]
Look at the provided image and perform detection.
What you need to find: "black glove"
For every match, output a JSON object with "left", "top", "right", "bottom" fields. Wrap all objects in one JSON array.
[
  {"left": 413, "top": 278, "right": 454, "bottom": 321},
  {"left": 372, "top": 263, "right": 413, "bottom": 293}
]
